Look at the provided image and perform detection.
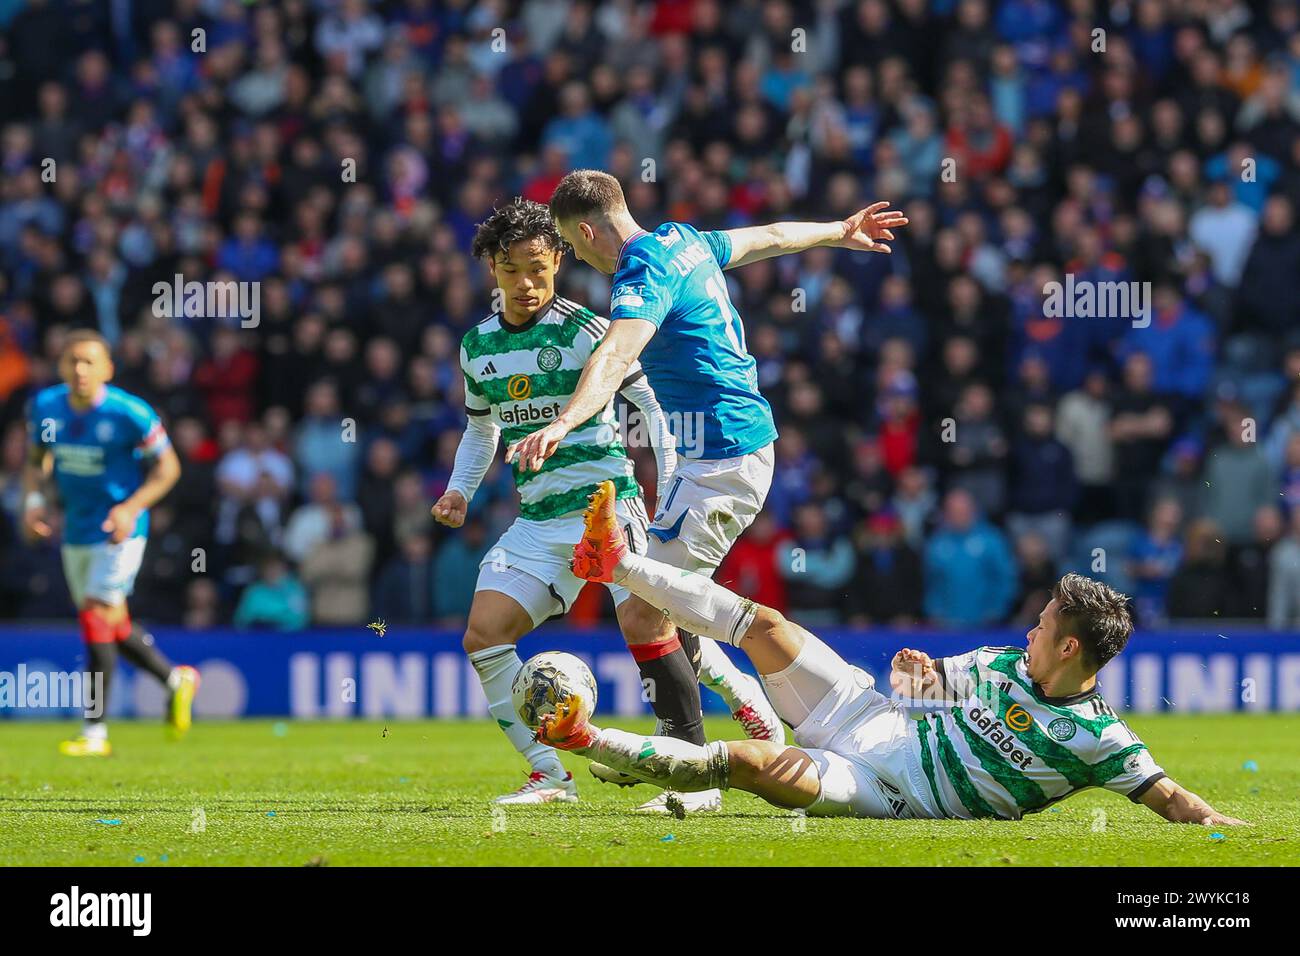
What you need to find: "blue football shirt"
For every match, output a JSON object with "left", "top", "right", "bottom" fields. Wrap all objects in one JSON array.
[
  {"left": 608, "top": 222, "right": 778, "bottom": 459},
  {"left": 27, "top": 384, "right": 171, "bottom": 545}
]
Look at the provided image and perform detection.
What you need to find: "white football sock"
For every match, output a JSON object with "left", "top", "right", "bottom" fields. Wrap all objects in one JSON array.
[
  {"left": 613, "top": 553, "right": 757, "bottom": 647},
  {"left": 82, "top": 722, "right": 108, "bottom": 741},
  {"left": 468, "top": 645, "right": 565, "bottom": 778},
  {"left": 166, "top": 667, "right": 184, "bottom": 691},
  {"left": 581, "top": 727, "right": 730, "bottom": 792}
]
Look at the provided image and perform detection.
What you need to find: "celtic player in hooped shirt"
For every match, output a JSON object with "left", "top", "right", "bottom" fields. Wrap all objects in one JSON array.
[
  {"left": 542, "top": 487, "right": 1248, "bottom": 828},
  {"left": 431, "top": 199, "right": 781, "bottom": 805}
]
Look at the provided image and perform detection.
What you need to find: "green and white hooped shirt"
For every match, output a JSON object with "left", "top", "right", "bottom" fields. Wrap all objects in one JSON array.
[
  {"left": 910, "top": 647, "right": 1166, "bottom": 820},
  {"left": 458, "top": 296, "right": 642, "bottom": 522}
]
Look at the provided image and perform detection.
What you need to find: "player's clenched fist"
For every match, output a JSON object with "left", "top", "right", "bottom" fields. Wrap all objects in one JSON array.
[
  {"left": 22, "top": 502, "right": 52, "bottom": 543},
  {"left": 889, "top": 647, "right": 937, "bottom": 697},
  {"left": 432, "top": 490, "right": 467, "bottom": 528},
  {"left": 101, "top": 502, "right": 140, "bottom": 544}
]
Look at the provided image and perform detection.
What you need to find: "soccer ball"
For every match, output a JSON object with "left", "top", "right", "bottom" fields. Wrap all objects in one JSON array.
[{"left": 511, "top": 652, "right": 598, "bottom": 730}]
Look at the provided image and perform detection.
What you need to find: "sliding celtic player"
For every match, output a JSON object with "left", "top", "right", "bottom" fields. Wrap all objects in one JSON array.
[
  {"left": 432, "top": 200, "right": 780, "bottom": 805},
  {"left": 540, "top": 481, "right": 1247, "bottom": 827}
]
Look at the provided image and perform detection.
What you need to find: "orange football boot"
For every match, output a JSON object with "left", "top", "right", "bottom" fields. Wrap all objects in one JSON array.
[
  {"left": 571, "top": 480, "right": 628, "bottom": 583},
  {"left": 535, "top": 694, "right": 597, "bottom": 751}
]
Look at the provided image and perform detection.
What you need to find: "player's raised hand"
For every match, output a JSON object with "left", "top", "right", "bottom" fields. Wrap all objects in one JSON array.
[
  {"left": 432, "top": 490, "right": 468, "bottom": 528},
  {"left": 101, "top": 502, "right": 139, "bottom": 544},
  {"left": 836, "top": 201, "right": 909, "bottom": 254},
  {"left": 505, "top": 421, "right": 569, "bottom": 473}
]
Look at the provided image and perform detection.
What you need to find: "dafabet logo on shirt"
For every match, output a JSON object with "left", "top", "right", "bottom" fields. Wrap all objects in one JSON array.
[{"left": 507, "top": 375, "right": 531, "bottom": 401}]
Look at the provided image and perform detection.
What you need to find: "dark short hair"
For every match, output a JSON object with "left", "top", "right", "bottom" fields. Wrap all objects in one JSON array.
[
  {"left": 61, "top": 329, "right": 111, "bottom": 355},
  {"left": 470, "top": 197, "right": 564, "bottom": 261},
  {"left": 1051, "top": 573, "right": 1133, "bottom": 671},
  {"left": 549, "top": 169, "right": 627, "bottom": 223}
]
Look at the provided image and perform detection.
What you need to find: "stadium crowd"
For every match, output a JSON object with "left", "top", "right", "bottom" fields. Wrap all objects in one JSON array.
[{"left": 1, "top": 0, "right": 1299, "bottom": 631}]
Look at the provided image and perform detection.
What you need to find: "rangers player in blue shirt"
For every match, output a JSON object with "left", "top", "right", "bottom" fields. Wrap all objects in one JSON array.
[
  {"left": 24, "top": 330, "right": 199, "bottom": 756},
  {"left": 505, "top": 169, "right": 906, "bottom": 812}
]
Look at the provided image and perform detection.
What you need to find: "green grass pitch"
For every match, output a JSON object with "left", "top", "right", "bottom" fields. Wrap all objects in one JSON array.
[{"left": 1, "top": 715, "right": 1296, "bottom": 866}]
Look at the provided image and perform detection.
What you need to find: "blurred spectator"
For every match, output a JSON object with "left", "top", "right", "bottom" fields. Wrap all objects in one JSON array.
[
  {"left": 299, "top": 506, "right": 375, "bottom": 625},
  {"left": 184, "top": 579, "right": 222, "bottom": 630},
  {"left": 941, "top": 382, "right": 1008, "bottom": 518},
  {"left": 1010, "top": 530, "right": 1056, "bottom": 627},
  {"left": 3, "top": 511, "right": 74, "bottom": 619},
  {"left": 1202, "top": 402, "right": 1280, "bottom": 545},
  {"left": 717, "top": 513, "right": 789, "bottom": 614},
  {"left": 1149, "top": 437, "right": 1206, "bottom": 523},
  {"left": 1055, "top": 368, "right": 1114, "bottom": 523},
  {"left": 1268, "top": 507, "right": 1300, "bottom": 630},
  {"left": 1265, "top": 380, "right": 1300, "bottom": 472},
  {"left": 433, "top": 518, "right": 490, "bottom": 625},
  {"left": 1238, "top": 195, "right": 1300, "bottom": 343},
  {"left": 1110, "top": 353, "right": 1175, "bottom": 520},
  {"left": 1120, "top": 282, "right": 1216, "bottom": 409},
  {"left": 167, "top": 416, "right": 219, "bottom": 549},
  {"left": 847, "top": 510, "right": 923, "bottom": 626},
  {"left": 357, "top": 437, "right": 403, "bottom": 570},
  {"left": 876, "top": 369, "right": 922, "bottom": 478},
  {"left": 234, "top": 553, "right": 309, "bottom": 631},
  {"left": 924, "top": 489, "right": 1017, "bottom": 628},
  {"left": 1006, "top": 402, "right": 1076, "bottom": 561},
  {"left": 1166, "top": 519, "right": 1231, "bottom": 620},
  {"left": 131, "top": 505, "right": 190, "bottom": 624},
  {"left": 891, "top": 465, "right": 937, "bottom": 547},
  {"left": 282, "top": 473, "right": 364, "bottom": 564},
  {"left": 778, "top": 502, "right": 856, "bottom": 626},
  {"left": 215, "top": 420, "right": 293, "bottom": 545},
  {"left": 842, "top": 437, "right": 892, "bottom": 520},
  {"left": 392, "top": 469, "right": 435, "bottom": 546},
  {"left": 1228, "top": 505, "right": 1285, "bottom": 619},
  {"left": 293, "top": 380, "right": 362, "bottom": 500},
  {"left": 1281, "top": 433, "right": 1300, "bottom": 516},
  {"left": 372, "top": 533, "right": 437, "bottom": 625},
  {"left": 542, "top": 81, "right": 612, "bottom": 170},
  {"left": 1130, "top": 498, "right": 1185, "bottom": 626}
]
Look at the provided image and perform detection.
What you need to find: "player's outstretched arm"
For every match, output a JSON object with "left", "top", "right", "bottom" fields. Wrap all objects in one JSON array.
[
  {"left": 435, "top": 414, "right": 499, "bottom": 528},
  {"left": 506, "top": 319, "right": 655, "bottom": 473},
  {"left": 721, "top": 201, "right": 909, "bottom": 270},
  {"left": 1138, "top": 776, "right": 1249, "bottom": 826}
]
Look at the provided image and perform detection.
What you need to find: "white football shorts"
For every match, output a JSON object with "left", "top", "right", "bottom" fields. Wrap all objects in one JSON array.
[
  {"left": 475, "top": 496, "right": 650, "bottom": 627},
  {"left": 61, "top": 537, "right": 148, "bottom": 608},
  {"left": 761, "top": 629, "right": 944, "bottom": 820},
  {"left": 646, "top": 443, "right": 774, "bottom": 573}
]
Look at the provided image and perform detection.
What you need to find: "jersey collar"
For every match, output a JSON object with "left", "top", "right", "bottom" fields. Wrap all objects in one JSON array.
[
  {"left": 1032, "top": 680, "right": 1098, "bottom": 705},
  {"left": 498, "top": 295, "right": 557, "bottom": 334},
  {"left": 615, "top": 228, "right": 649, "bottom": 273},
  {"left": 66, "top": 384, "right": 108, "bottom": 413}
]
